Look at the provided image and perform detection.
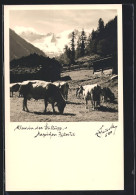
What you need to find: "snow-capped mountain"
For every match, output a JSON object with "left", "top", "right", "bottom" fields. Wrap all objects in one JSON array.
[{"left": 14, "top": 27, "right": 91, "bottom": 57}]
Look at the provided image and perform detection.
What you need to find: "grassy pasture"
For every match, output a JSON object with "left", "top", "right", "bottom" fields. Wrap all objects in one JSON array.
[{"left": 10, "top": 69, "right": 118, "bottom": 122}]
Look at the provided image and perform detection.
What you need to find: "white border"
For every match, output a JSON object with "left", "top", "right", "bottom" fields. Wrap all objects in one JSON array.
[{"left": 4, "top": 4, "right": 124, "bottom": 191}]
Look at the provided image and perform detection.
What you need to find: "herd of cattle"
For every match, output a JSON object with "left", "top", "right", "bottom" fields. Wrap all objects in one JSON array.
[{"left": 10, "top": 80, "right": 115, "bottom": 114}]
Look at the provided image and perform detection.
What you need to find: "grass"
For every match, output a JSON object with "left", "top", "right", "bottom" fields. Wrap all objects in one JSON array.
[{"left": 10, "top": 69, "right": 118, "bottom": 122}]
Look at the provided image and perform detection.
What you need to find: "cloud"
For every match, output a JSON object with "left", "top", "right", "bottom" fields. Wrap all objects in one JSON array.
[
  {"left": 10, "top": 9, "right": 117, "bottom": 34},
  {"left": 14, "top": 26, "right": 38, "bottom": 34}
]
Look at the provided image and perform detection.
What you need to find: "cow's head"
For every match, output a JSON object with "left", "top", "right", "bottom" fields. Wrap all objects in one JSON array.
[
  {"left": 76, "top": 85, "right": 84, "bottom": 97},
  {"left": 19, "top": 82, "right": 33, "bottom": 97},
  {"left": 106, "top": 87, "right": 115, "bottom": 102},
  {"left": 56, "top": 101, "right": 66, "bottom": 114},
  {"left": 109, "top": 92, "right": 115, "bottom": 102},
  {"left": 101, "top": 87, "right": 115, "bottom": 102}
]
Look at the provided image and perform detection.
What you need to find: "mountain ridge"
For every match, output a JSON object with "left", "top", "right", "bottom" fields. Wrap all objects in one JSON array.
[{"left": 10, "top": 29, "right": 46, "bottom": 61}]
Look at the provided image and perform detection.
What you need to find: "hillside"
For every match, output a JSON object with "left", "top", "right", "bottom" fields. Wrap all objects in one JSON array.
[
  {"left": 10, "top": 53, "right": 61, "bottom": 82},
  {"left": 10, "top": 29, "right": 46, "bottom": 61}
]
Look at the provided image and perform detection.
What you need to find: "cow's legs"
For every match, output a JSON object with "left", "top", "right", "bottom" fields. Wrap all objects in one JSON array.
[
  {"left": 101, "top": 95, "right": 104, "bottom": 103},
  {"left": 94, "top": 101, "right": 97, "bottom": 110},
  {"left": 65, "top": 93, "right": 68, "bottom": 100},
  {"left": 85, "top": 99, "right": 88, "bottom": 109},
  {"left": 91, "top": 99, "right": 93, "bottom": 108},
  {"left": 23, "top": 99, "right": 25, "bottom": 111},
  {"left": 96, "top": 97, "right": 100, "bottom": 108},
  {"left": 23, "top": 97, "right": 29, "bottom": 112},
  {"left": 10, "top": 91, "right": 13, "bottom": 97},
  {"left": 97, "top": 100, "right": 100, "bottom": 107},
  {"left": 44, "top": 99, "right": 48, "bottom": 113},
  {"left": 91, "top": 100, "right": 95, "bottom": 110},
  {"left": 23, "top": 98, "right": 25, "bottom": 111},
  {"left": 51, "top": 103, "right": 55, "bottom": 113},
  {"left": 105, "top": 96, "right": 107, "bottom": 102},
  {"left": 18, "top": 92, "right": 22, "bottom": 98}
]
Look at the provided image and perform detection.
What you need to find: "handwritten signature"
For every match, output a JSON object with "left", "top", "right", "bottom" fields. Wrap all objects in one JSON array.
[{"left": 95, "top": 124, "right": 117, "bottom": 138}]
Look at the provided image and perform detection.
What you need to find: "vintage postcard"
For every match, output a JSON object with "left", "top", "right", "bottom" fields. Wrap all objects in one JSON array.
[{"left": 4, "top": 4, "right": 123, "bottom": 191}]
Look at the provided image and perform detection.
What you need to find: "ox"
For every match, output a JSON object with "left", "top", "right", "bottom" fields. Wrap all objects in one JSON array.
[
  {"left": 77, "top": 84, "right": 101, "bottom": 110},
  {"left": 53, "top": 81, "right": 69, "bottom": 100},
  {"left": 101, "top": 87, "right": 115, "bottom": 103},
  {"left": 19, "top": 80, "right": 66, "bottom": 114},
  {"left": 10, "top": 83, "right": 21, "bottom": 97}
]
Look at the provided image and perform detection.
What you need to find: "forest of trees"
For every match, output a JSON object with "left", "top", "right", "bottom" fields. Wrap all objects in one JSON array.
[
  {"left": 10, "top": 53, "right": 62, "bottom": 82},
  {"left": 58, "top": 16, "right": 117, "bottom": 65}
]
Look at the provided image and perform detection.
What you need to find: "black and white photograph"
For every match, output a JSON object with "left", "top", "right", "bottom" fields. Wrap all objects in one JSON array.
[
  {"left": 8, "top": 6, "right": 119, "bottom": 122},
  {"left": 4, "top": 4, "right": 124, "bottom": 191}
]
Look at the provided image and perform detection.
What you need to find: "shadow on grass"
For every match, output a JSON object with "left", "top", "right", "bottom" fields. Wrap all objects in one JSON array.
[
  {"left": 66, "top": 101, "right": 82, "bottom": 105},
  {"left": 103, "top": 99, "right": 118, "bottom": 104},
  {"left": 33, "top": 111, "right": 76, "bottom": 116},
  {"left": 79, "top": 78, "right": 93, "bottom": 82},
  {"left": 97, "top": 106, "right": 118, "bottom": 112}
]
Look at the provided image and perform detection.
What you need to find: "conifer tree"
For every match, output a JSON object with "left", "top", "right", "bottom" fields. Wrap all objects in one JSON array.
[
  {"left": 98, "top": 18, "right": 104, "bottom": 33},
  {"left": 97, "top": 18, "right": 104, "bottom": 39},
  {"left": 70, "top": 31, "right": 75, "bottom": 64},
  {"left": 75, "top": 38, "right": 81, "bottom": 59},
  {"left": 80, "top": 29, "right": 86, "bottom": 56}
]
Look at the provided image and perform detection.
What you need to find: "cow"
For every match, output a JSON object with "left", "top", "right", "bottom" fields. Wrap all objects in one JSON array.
[
  {"left": 53, "top": 81, "right": 69, "bottom": 100},
  {"left": 19, "top": 80, "right": 66, "bottom": 114},
  {"left": 77, "top": 84, "right": 101, "bottom": 110},
  {"left": 76, "top": 84, "right": 98, "bottom": 98},
  {"left": 19, "top": 80, "right": 46, "bottom": 98},
  {"left": 101, "top": 87, "right": 115, "bottom": 103},
  {"left": 92, "top": 56, "right": 114, "bottom": 74},
  {"left": 10, "top": 83, "right": 21, "bottom": 97}
]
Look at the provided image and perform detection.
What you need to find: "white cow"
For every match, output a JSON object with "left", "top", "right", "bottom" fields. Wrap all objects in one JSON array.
[
  {"left": 77, "top": 84, "right": 101, "bottom": 110},
  {"left": 53, "top": 81, "right": 69, "bottom": 100},
  {"left": 76, "top": 84, "right": 97, "bottom": 98}
]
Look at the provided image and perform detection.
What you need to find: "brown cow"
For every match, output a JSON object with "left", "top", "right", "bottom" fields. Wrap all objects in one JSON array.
[
  {"left": 19, "top": 80, "right": 66, "bottom": 114},
  {"left": 53, "top": 81, "right": 69, "bottom": 100},
  {"left": 10, "top": 83, "right": 21, "bottom": 97}
]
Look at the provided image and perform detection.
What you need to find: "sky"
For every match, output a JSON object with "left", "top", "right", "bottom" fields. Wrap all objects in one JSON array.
[{"left": 9, "top": 9, "right": 117, "bottom": 35}]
